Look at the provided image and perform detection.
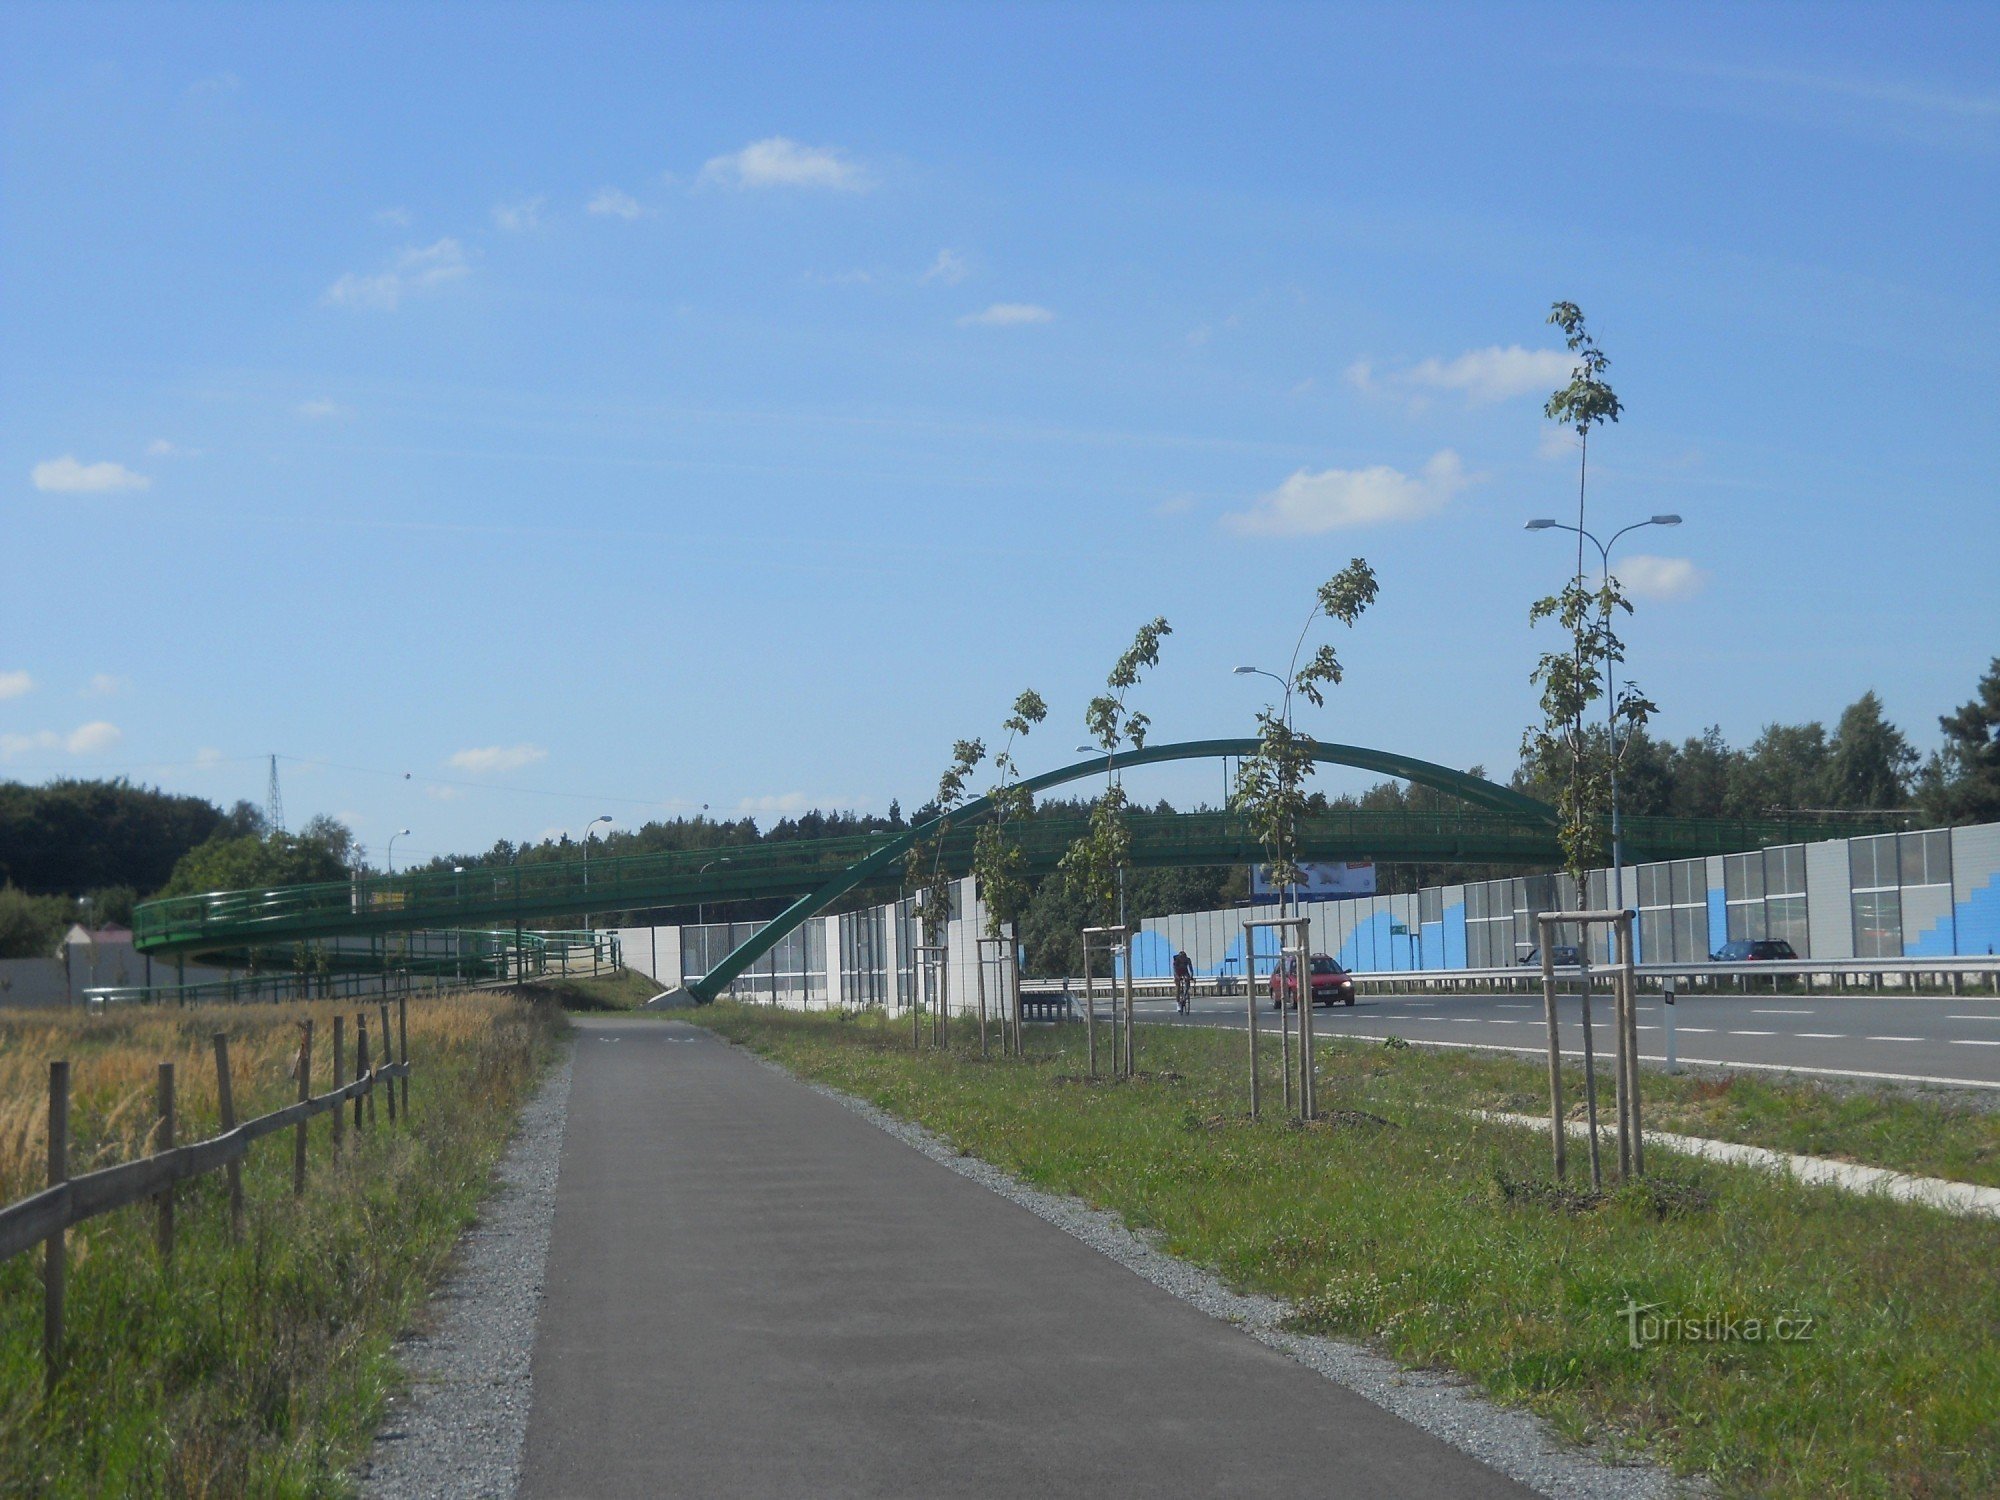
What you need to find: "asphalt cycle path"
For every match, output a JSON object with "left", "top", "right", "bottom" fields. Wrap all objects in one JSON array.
[{"left": 518, "top": 1016, "right": 1535, "bottom": 1499}]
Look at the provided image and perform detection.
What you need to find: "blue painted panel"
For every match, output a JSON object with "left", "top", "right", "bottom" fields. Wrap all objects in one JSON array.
[
  {"left": 1706, "top": 887, "right": 1727, "bottom": 958},
  {"left": 1953, "top": 870, "right": 2000, "bottom": 957},
  {"left": 1444, "top": 901, "right": 1468, "bottom": 968},
  {"left": 1420, "top": 920, "right": 1446, "bottom": 971}
]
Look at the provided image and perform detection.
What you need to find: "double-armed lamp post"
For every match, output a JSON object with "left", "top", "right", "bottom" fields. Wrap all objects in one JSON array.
[{"left": 1523, "top": 513, "right": 1683, "bottom": 910}]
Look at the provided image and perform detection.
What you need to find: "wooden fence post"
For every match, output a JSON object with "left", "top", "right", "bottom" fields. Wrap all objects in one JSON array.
[
  {"left": 213, "top": 1034, "right": 243, "bottom": 1241},
  {"left": 45, "top": 1061, "right": 68, "bottom": 1391},
  {"left": 155, "top": 1063, "right": 175, "bottom": 1263},
  {"left": 378, "top": 1003, "right": 396, "bottom": 1123},
  {"left": 357, "top": 1016, "right": 373, "bottom": 1128},
  {"left": 398, "top": 996, "right": 410, "bottom": 1117},
  {"left": 294, "top": 1020, "right": 312, "bottom": 1195},
  {"left": 332, "top": 1015, "right": 345, "bottom": 1161}
]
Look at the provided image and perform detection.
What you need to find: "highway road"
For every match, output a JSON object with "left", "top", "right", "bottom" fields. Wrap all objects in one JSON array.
[{"left": 1129, "top": 990, "right": 2000, "bottom": 1090}]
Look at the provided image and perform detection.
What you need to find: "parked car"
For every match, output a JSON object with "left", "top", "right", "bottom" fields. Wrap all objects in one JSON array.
[
  {"left": 1518, "top": 945, "right": 1581, "bottom": 967},
  {"left": 1711, "top": 939, "right": 1798, "bottom": 962},
  {"left": 1270, "top": 953, "right": 1356, "bottom": 1008}
]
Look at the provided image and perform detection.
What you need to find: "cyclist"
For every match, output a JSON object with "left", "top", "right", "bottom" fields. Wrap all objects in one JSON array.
[{"left": 1172, "top": 950, "right": 1195, "bottom": 1013}]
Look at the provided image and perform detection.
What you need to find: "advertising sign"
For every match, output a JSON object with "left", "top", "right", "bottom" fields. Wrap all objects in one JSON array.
[{"left": 1250, "top": 861, "right": 1376, "bottom": 902}]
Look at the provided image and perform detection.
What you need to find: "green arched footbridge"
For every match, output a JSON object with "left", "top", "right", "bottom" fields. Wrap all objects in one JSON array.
[{"left": 132, "top": 738, "right": 1883, "bottom": 997}]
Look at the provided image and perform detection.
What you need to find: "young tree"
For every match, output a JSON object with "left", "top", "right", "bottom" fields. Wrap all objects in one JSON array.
[
  {"left": 1059, "top": 619, "right": 1172, "bottom": 928},
  {"left": 1234, "top": 560, "right": 1379, "bottom": 893},
  {"left": 904, "top": 738, "right": 985, "bottom": 949},
  {"left": 971, "top": 690, "right": 1048, "bottom": 941},
  {"left": 1526, "top": 302, "right": 1652, "bottom": 887}
]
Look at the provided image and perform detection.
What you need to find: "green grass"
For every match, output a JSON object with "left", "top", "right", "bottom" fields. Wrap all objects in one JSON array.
[
  {"left": 514, "top": 967, "right": 662, "bottom": 1011},
  {"left": 0, "top": 992, "right": 566, "bottom": 1497},
  {"left": 1323, "top": 1035, "right": 2000, "bottom": 1190},
  {"left": 689, "top": 1004, "right": 2000, "bottom": 1499}
]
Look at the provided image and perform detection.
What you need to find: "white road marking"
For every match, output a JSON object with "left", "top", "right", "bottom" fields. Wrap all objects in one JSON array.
[
  {"left": 1288, "top": 1031, "right": 2000, "bottom": 1090},
  {"left": 1754, "top": 1008, "right": 1814, "bottom": 1015},
  {"left": 1678, "top": 1026, "right": 1715, "bottom": 1033},
  {"left": 1950, "top": 1040, "right": 2000, "bottom": 1047},
  {"left": 1949, "top": 1015, "right": 2000, "bottom": 1022},
  {"left": 1866, "top": 1035, "right": 1923, "bottom": 1043},
  {"left": 1497, "top": 1003, "right": 1534, "bottom": 1009},
  {"left": 1728, "top": 1029, "right": 1776, "bottom": 1036},
  {"left": 1796, "top": 1032, "right": 1847, "bottom": 1039}
]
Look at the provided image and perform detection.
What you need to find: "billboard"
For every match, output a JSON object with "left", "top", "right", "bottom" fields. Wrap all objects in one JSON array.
[{"left": 1250, "top": 861, "right": 1376, "bottom": 902}]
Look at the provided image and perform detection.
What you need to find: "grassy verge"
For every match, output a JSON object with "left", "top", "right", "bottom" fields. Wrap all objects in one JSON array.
[
  {"left": 1327, "top": 1034, "right": 2000, "bottom": 1189},
  {"left": 691, "top": 1003, "right": 2000, "bottom": 1498},
  {"left": 515, "top": 967, "right": 660, "bottom": 1011},
  {"left": 0, "top": 991, "right": 566, "bottom": 1497}
]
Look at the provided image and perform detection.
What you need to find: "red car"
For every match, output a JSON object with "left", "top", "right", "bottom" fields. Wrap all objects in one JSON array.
[{"left": 1269, "top": 954, "right": 1356, "bottom": 1009}]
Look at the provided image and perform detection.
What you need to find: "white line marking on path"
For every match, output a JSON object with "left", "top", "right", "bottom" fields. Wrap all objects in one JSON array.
[
  {"left": 1866, "top": 1036, "right": 1923, "bottom": 1042},
  {"left": 1728, "top": 1029, "right": 1776, "bottom": 1036},
  {"left": 1951, "top": 1040, "right": 2000, "bottom": 1047},
  {"left": 1796, "top": 1032, "right": 1847, "bottom": 1039},
  {"left": 1950, "top": 1016, "right": 2000, "bottom": 1022},
  {"left": 1754, "top": 1009, "right": 1814, "bottom": 1015}
]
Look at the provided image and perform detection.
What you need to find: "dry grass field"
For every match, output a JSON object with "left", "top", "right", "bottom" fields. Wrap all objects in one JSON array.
[{"left": 0, "top": 990, "right": 564, "bottom": 1497}]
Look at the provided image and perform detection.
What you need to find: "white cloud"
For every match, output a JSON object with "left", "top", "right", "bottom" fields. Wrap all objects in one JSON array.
[
  {"left": 82, "top": 674, "right": 127, "bottom": 698},
  {"left": 31, "top": 456, "right": 151, "bottom": 494},
  {"left": 922, "top": 248, "right": 969, "bottom": 284},
  {"left": 1537, "top": 426, "right": 1577, "bottom": 461},
  {"left": 1222, "top": 451, "right": 1471, "bottom": 536},
  {"left": 587, "top": 187, "right": 644, "bottom": 219},
  {"left": 1349, "top": 345, "right": 1573, "bottom": 407},
  {"left": 66, "top": 721, "right": 120, "bottom": 753},
  {"left": 0, "top": 721, "right": 122, "bottom": 759},
  {"left": 0, "top": 671, "right": 32, "bottom": 700},
  {"left": 324, "top": 238, "right": 470, "bottom": 311},
  {"left": 447, "top": 743, "right": 548, "bottom": 774},
  {"left": 145, "top": 438, "right": 199, "bottom": 458},
  {"left": 295, "top": 398, "right": 349, "bottom": 420},
  {"left": 699, "top": 137, "right": 871, "bottom": 191},
  {"left": 374, "top": 206, "right": 413, "bottom": 228},
  {"left": 1615, "top": 555, "right": 1709, "bottom": 602},
  {"left": 739, "top": 792, "right": 812, "bottom": 816},
  {"left": 492, "top": 196, "right": 546, "bottom": 232},
  {"left": 957, "top": 302, "right": 1055, "bottom": 327}
]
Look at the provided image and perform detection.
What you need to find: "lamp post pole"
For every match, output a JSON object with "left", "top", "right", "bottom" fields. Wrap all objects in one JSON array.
[
  {"left": 580, "top": 814, "right": 612, "bottom": 936},
  {"left": 698, "top": 857, "right": 732, "bottom": 986},
  {"left": 1524, "top": 514, "right": 1683, "bottom": 911},
  {"left": 386, "top": 829, "right": 410, "bottom": 875}
]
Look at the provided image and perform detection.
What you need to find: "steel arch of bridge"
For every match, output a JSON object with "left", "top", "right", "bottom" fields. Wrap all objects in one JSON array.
[{"left": 686, "top": 738, "right": 1552, "bottom": 1001}]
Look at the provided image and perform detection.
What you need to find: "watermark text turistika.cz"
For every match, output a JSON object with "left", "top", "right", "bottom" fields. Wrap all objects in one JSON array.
[{"left": 1619, "top": 1298, "right": 1817, "bottom": 1350}]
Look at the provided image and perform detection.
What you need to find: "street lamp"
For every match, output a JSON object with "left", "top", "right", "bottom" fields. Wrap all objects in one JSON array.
[
  {"left": 697, "top": 857, "right": 733, "bottom": 982},
  {"left": 580, "top": 814, "right": 612, "bottom": 931},
  {"left": 453, "top": 866, "right": 465, "bottom": 980},
  {"left": 1524, "top": 513, "right": 1685, "bottom": 910},
  {"left": 386, "top": 829, "right": 411, "bottom": 875}
]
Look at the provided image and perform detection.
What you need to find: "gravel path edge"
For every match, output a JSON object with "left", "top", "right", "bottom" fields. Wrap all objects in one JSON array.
[{"left": 360, "top": 1043, "right": 575, "bottom": 1499}]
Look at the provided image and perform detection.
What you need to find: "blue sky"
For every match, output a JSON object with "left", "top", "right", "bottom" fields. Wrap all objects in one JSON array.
[{"left": 4, "top": 3, "right": 1995, "bottom": 867}]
